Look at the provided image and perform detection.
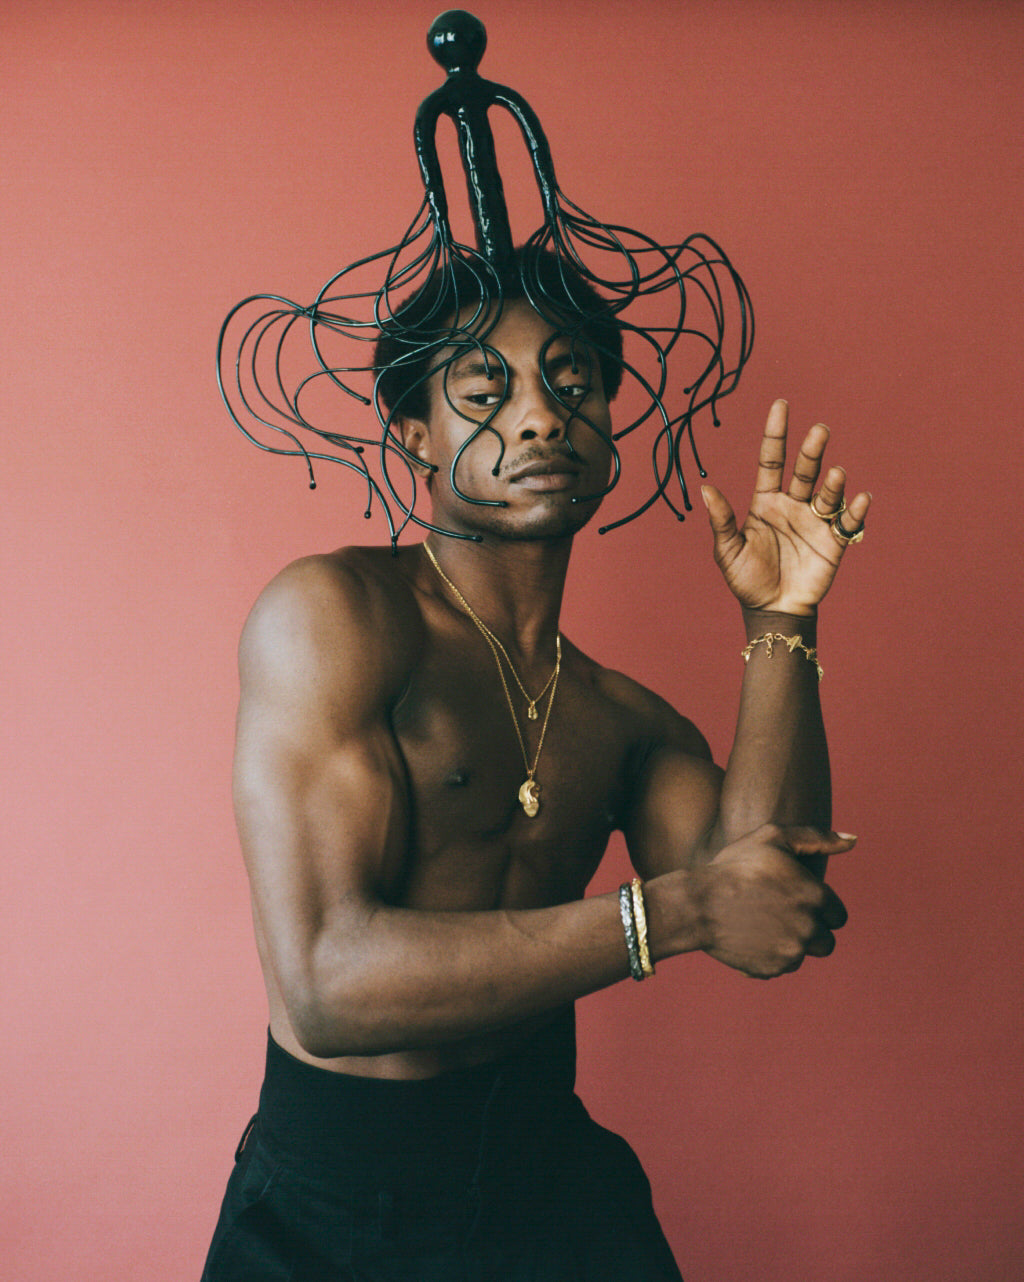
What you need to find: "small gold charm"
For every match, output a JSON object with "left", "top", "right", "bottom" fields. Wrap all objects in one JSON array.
[
  {"left": 518, "top": 778, "right": 541, "bottom": 817},
  {"left": 527, "top": 703, "right": 538, "bottom": 721}
]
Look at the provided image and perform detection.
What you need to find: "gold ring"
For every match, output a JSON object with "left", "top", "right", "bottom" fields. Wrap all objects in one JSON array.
[
  {"left": 830, "top": 512, "right": 865, "bottom": 546},
  {"left": 810, "top": 492, "right": 844, "bottom": 521}
]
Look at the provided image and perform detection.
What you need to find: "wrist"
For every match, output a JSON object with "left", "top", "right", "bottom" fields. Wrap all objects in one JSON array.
[
  {"left": 741, "top": 606, "right": 818, "bottom": 644},
  {"left": 642, "top": 869, "right": 710, "bottom": 962}
]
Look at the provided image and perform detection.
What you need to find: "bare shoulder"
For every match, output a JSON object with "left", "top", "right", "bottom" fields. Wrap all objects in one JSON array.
[
  {"left": 239, "top": 546, "right": 425, "bottom": 713},
  {"left": 570, "top": 644, "right": 713, "bottom": 763}
]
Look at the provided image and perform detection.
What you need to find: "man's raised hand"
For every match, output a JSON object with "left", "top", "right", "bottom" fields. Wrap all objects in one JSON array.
[{"left": 701, "top": 400, "right": 872, "bottom": 616}]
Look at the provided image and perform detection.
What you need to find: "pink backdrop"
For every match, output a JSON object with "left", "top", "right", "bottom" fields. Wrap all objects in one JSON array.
[{"left": 4, "top": 2, "right": 1022, "bottom": 1278}]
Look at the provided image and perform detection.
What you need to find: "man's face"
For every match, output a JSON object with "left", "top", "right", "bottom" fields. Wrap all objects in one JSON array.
[{"left": 399, "top": 299, "right": 614, "bottom": 542}]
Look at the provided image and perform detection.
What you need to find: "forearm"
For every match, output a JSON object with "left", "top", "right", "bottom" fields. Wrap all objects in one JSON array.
[
  {"left": 295, "top": 886, "right": 702, "bottom": 1057},
  {"left": 716, "top": 607, "right": 831, "bottom": 847}
]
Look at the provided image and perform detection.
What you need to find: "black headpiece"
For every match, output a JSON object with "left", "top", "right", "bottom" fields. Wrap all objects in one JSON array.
[{"left": 217, "top": 10, "right": 753, "bottom": 544}]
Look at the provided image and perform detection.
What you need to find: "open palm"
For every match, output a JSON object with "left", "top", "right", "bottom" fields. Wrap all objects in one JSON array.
[{"left": 702, "top": 400, "right": 871, "bottom": 616}]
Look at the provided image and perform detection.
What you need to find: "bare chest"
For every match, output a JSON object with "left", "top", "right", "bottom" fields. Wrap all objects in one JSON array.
[{"left": 390, "top": 645, "right": 633, "bottom": 910}]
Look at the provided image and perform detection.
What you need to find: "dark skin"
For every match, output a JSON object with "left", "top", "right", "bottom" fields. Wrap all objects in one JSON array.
[{"left": 234, "top": 302, "right": 870, "bottom": 1079}]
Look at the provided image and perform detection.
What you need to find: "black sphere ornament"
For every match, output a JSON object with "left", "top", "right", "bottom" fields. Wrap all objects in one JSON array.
[{"left": 427, "top": 9, "right": 487, "bottom": 75}]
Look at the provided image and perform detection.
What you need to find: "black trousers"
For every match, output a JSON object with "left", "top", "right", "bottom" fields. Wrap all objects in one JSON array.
[{"left": 201, "top": 1009, "right": 683, "bottom": 1281}]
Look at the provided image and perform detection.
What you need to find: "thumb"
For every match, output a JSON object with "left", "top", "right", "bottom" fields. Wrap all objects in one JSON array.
[
  {"left": 777, "top": 826, "right": 858, "bottom": 857},
  {"left": 701, "top": 485, "right": 742, "bottom": 558}
]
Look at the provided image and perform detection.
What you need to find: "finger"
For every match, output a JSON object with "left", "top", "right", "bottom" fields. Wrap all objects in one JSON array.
[
  {"left": 805, "top": 928, "right": 836, "bottom": 959},
  {"left": 747, "top": 954, "right": 805, "bottom": 979},
  {"left": 754, "top": 399, "right": 789, "bottom": 494},
  {"left": 700, "top": 485, "right": 744, "bottom": 561},
  {"left": 786, "top": 424, "right": 830, "bottom": 501},
  {"left": 817, "top": 883, "right": 849, "bottom": 931},
  {"left": 771, "top": 825, "right": 858, "bottom": 858},
  {"left": 830, "top": 491, "right": 872, "bottom": 546},
  {"left": 843, "top": 490, "right": 872, "bottom": 528},
  {"left": 810, "top": 465, "right": 847, "bottom": 518}
]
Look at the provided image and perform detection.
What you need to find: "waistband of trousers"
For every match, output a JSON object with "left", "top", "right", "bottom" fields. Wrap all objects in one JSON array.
[{"left": 255, "top": 1006, "right": 578, "bottom": 1166}]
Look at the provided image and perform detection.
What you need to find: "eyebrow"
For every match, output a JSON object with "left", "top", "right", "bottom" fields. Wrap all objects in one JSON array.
[
  {"left": 545, "top": 349, "right": 591, "bottom": 378},
  {"left": 449, "top": 357, "right": 503, "bottom": 383},
  {"left": 448, "top": 345, "right": 592, "bottom": 384}
]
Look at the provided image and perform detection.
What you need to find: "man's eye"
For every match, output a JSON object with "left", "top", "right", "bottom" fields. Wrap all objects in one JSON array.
[
  {"left": 465, "top": 391, "right": 504, "bottom": 407},
  {"left": 556, "top": 383, "right": 589, "bottom": 400}
]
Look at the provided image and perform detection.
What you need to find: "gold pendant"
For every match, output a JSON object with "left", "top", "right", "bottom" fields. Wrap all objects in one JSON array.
[
  {"left": 527, "top": 703, "right": 538, "bottom": 721},
  {"left": 518, "top": 778, "right": 541, "bottom": 817}
]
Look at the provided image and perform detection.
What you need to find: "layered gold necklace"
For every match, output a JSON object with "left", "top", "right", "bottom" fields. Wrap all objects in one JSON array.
[{"left": 423, "top": 542, "right": 560, "bottom": 818}]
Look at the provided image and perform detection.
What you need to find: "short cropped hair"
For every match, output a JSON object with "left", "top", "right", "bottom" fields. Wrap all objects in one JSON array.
[{"left": 373, "top": 247, "right": 624, "bottom": 422}]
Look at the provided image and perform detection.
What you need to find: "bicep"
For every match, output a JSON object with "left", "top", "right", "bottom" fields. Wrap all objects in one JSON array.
[
  {"left": 234, "top": 701, "right": 412, "bottom": 1011},
  {"left": 231, "top": 561, "right": 414, "bottom": 1016},
  {"left": 235, "top": 709, "right": 409, "bottom": 901}
]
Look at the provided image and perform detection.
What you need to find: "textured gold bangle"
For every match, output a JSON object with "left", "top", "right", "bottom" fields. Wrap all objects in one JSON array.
[
  {"left": 741, "top": 632, "right": 823, "bottom": 681},
  {"left": 630, "top": 878, "right": 656, "bottom": 978}
]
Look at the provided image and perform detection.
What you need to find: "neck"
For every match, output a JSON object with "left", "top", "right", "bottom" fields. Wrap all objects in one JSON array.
[{"left": 423, "top": 534, "right": 571, "bottom": 663}]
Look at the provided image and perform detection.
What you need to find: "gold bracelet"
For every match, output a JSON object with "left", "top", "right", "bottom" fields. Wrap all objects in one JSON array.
[
  {"left": 629, "top": 878, "right": 656, "bottom": 978},
  {"left": 740, "top": 632, "right": 823, "bottom": 681}
]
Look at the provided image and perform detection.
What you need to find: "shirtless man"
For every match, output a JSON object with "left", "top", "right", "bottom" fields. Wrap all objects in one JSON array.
[{"left": 202, "top": 259, "right": 869, "bottom": 1280}]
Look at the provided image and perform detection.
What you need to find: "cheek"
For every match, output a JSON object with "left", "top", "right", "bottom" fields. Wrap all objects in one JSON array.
[
  {"left": 572, "top": 412, "right": 614, "bottom": 466},
  {"left": 434, "top": 433, "right": 505, "bottom": 499}
]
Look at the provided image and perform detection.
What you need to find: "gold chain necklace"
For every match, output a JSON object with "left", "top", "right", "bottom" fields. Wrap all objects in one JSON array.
[
  {"left": 423, "top": 542, "right": 560, "bottom": 818},
  {"left": 424, "top": 545, "right": 557, "bottom": 719},
  {"left": 488, "top": 631, "right": 558, "bottom": 721}
]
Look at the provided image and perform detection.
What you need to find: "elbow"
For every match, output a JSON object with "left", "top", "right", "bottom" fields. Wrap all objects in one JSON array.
[
  {"left": 284, "top": 981, "right": 373, "bottom": 1059},
  {"left": 285, "top": 990, "right": 355, "bottom": 1059},
  {"left": 293, "top": 1020, "right": 366, "bottom": 1062},
  {"left": 279, "top": 936, "right": 387, "bottom": 1059}
]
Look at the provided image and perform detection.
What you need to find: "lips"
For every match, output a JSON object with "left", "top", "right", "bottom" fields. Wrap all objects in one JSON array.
[{"left": 507, "top": 455, "right": 583, "bottom": 483}]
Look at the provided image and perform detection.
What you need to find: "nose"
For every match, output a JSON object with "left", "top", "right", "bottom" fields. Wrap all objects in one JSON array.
[{"left": 509, "top": 383, "right": 568, "bottom": 444}]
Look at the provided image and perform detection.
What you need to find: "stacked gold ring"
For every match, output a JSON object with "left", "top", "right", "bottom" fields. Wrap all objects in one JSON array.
[
  {"left": 810, "top": 491, "right": 865, "bottom": 546},
  {"left": 830, "top": 513, "right": 865, "bottom": 546},
  {"left": 810, "top": 492, "right": 844, "bottom": 520}
]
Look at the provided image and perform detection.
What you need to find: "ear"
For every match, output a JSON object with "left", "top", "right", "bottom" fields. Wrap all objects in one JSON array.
[{"left": 394, "top": 414, "right": 435, "bottom": 473}]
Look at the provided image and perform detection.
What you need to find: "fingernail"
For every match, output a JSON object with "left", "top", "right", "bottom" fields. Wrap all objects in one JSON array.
[
  {"left": 836, "top": 832, "right": 857, "bottom": 841},
  {"left": 700, "top": 486, "right": 710, "bottom": 508}
]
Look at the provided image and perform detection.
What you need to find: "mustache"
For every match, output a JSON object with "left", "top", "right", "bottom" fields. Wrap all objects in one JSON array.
[{"left": 496, "top": 442, "right": 589, "bottom": 478}]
